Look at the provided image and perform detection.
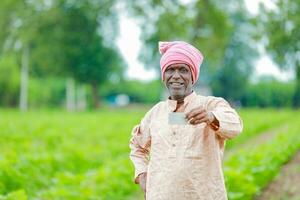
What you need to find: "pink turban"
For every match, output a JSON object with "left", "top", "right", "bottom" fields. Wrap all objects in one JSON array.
[{"left": 159, "top": 41, "right": 204, "bottom": 84}]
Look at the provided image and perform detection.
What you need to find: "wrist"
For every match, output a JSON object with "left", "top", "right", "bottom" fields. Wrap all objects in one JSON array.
[
  {"left": 207, "top": 111, "right": 215, "bottom": 124},
  {"left": 208, "top": 112, "right": 220, "bottom": 130}
]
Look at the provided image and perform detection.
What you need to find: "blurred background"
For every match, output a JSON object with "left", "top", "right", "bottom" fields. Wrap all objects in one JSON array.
[
  {"left": 0, "top": 0, "right": 299, "bottom": 200},
  {"left": 0, "top": 0, "right": 299, "bottom": 110}
]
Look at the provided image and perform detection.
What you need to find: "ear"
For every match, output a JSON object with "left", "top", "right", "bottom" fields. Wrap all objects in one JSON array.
[{"left": 191, "top": 74, "right": 194, "bottom": 85}]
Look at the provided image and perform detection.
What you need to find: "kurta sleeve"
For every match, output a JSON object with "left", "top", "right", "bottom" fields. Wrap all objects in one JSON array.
[
  {"left": 129, "top": 110, "right": 152, "bottom": 183},
  {"left": 207, "top": 97, "right": 243, "bottom": 140}
]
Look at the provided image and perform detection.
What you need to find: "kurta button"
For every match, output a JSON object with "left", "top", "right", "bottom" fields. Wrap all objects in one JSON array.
[
  {"left": 173, "top": 131, "right": 176, "bottom": 135},
  {"left": 172, "top": 144, "right": 176, "bottom": 147}
]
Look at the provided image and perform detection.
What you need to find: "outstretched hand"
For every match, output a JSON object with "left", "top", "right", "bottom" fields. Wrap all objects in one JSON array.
[{"left": 185, "top": 106, "right": 215, "bottom": 125}]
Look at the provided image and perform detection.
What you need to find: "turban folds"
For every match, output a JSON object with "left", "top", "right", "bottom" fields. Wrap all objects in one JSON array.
[{"left": 159, "top": 41, "right": 204, "bottom": 84}]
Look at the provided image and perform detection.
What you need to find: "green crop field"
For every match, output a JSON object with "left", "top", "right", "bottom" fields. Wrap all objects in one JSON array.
[{"left": 0, "top": 108, "right": 299, "bottom": 200}]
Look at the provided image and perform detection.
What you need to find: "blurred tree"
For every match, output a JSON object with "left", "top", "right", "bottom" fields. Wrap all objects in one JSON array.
[
  {"left": 126, "top": 0, "right": 258, "bottom": 103},
  {"left": 0, "top": 0, "right": 37, "bottom": 111},
  {"left": 241, "top": 78, "right": 295, "bottom": 107},
  {"left": 0, "top": 0, "right": 25, "bottom": 54},
  {"left": 27, "top": 0, "right": 124, "bottom": 109},
  {"left": 100, "top": 79, "right": 163, "bottom": 103},
  {"left": 0, "top": 54, "right": 20, "bottom": 106},
  {"left": 28, "top": 77, "right": 66, "bottom": 108},
  {"left": 125, "top": 0, "right": 231, "bottom": 78},
  {"left": 0, "top": 0, "right": 124, "bottom": 109},
  {"left": 260, "top": 0, "right": 300, "bottom": 107},
  {"left": 60, "top": 5, "right": 124, "bottom": 108},
  {"left": 27, "top": 2, "right": 78, "bottom": 110},
  {"left": 211, "top": 1, "right": 258, "bottom": 104}
]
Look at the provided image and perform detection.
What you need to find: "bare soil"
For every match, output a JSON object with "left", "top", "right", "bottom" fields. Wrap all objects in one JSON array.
[{"left": 255, "top": 150, "right": 300, "bottom": 200}]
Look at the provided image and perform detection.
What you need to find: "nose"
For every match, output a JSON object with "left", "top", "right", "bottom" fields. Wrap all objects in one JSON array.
[{"left": 172, "top": 70, "right": 180, "bottom": 79}]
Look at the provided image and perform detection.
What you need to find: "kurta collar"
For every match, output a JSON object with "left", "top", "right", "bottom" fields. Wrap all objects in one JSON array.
[{"left": 167, "top": 91, "right": 197, "bottom": 112}]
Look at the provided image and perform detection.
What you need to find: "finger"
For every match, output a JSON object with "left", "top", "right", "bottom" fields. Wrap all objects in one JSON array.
[
  {"left": 189, "top": 118, "right": 197, "bottom": 124},
  {"left": 185, "top": 107, "right": 203, "bottom": 118},
  {"left": 192, "top": 112, "right": 207, "bottom": 121},
  {"left": 191, "top": 119, "right": 201, "bottom": 125},
  {"left": 191, "top": 113, "right": 210, "bottom": 124},
  {"left": 188, "top": 116, "right": 201, "bottom": 124},
  {"left": 189, "top": 118, "right": 196, "bottom": 125},
  {"left": 186, "top": 107, "right": 205, "bottom": 120},
  {"left": 191, "top": 117, "right": 208, "bottom": 125},
  {"left": 199, "top": 118, "right": 209, "bottom": 124},
  {"left": 191, "top": 110, "right": 208, "bottom": 122},
  {"left": 189, "top": 113, "right": 205, "bottom": 124}
]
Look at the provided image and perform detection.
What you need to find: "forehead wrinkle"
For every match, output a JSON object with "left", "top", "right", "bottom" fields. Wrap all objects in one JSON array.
[{"left": 167, "top": 63, "right": 191, "bottom": 70}]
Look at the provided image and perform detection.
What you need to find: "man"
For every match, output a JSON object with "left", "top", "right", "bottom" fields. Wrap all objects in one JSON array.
[{"left": 129, "top": 41, "right": 243, "bottom": 200}]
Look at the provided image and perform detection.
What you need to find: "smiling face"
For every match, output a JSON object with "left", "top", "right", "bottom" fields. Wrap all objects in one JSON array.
[{"left": 163, "top": 63, "right": 193, "bottom": 101}]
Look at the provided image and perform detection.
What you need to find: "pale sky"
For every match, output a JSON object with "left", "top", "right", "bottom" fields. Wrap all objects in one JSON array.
[{"left": 116, "top": 0, "right": 294, "bottom": 82}]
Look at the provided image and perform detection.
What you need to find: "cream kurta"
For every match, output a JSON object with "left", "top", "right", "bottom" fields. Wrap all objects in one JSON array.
[{"left": 129, "top": 92, "right": 243, "bottom": 200}]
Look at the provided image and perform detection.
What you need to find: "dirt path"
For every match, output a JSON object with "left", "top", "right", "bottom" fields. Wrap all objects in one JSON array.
[
  {"left": 224, "top": 124, "right": 288, "bottom": 159},
  {"left": 255, "top": 150, "right": 300, "bottom": 200}
]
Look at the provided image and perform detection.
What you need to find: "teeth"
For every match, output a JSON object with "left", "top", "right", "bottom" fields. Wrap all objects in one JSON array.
[{"left": 171, "top": 83, "right": 182, "bottom": 86}]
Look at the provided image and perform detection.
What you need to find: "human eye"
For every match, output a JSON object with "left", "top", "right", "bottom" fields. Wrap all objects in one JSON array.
[
  {"left": 180, "top": 67, "right": 188, "bottom": 73},
  {"left": 166, "top": 68, "right": 174, "bottom": 73}
]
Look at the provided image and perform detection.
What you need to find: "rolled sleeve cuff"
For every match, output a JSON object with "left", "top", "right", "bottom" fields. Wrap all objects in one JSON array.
[{"left": 211, "top": 110, "right": 243, "bottom": 139}]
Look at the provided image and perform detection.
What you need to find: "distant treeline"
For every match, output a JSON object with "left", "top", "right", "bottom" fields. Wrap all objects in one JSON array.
[
  {"left": 241, "top": 80, "right": 295, "bottom": 108},
  {"left": 0, "top": 77, "right": 295, "bottom": 108},
  {"left": 0, "top": 0, "right": 299, "bottom": 109}
]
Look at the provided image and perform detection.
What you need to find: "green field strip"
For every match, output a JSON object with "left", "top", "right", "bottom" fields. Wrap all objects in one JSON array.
[
  {"left": 0, "top": 109, "right": 298, "bottom": 200},
  {"left": 226, "top": 109, "right": 295, "bottom": 149},
  {"left": 224, "top": 117, "right": 300, "bottom": 200}
]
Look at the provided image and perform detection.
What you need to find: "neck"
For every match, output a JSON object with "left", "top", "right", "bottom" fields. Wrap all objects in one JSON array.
[{"left": 170, "top": 91, "right": 193, "bottom": 102}]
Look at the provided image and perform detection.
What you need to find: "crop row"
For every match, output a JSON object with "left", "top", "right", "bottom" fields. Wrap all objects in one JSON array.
[
  {"left": 226, "top": 109, "right": 295, "bottom": 149},
  {"left": 224, "top": 116, "right": 300, "bottom": 200},
  {"left": 0, "top": 109, "right": 297, "bottom": 199}
]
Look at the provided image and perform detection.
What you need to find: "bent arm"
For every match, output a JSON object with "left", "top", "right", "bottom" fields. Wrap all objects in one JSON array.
[{"left": 208, "top": 97, "right": 243, "bottom": 139}]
